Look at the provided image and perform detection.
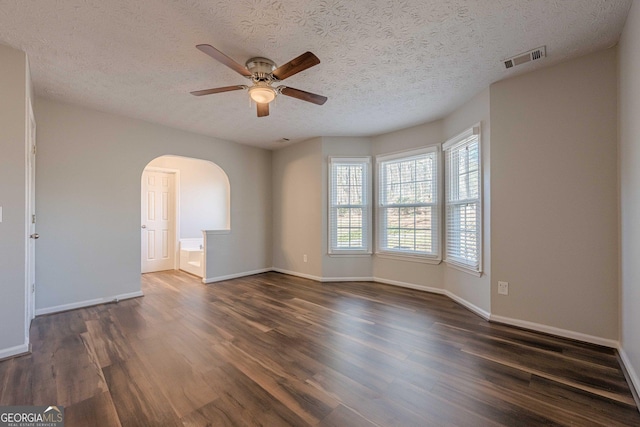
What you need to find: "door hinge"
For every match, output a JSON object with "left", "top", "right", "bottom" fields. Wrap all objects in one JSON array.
[
  {"left": 32, "top": 145, "right": 37, "bottom": 155},
  {"left": 32, "top": 214, "right": 36, "bottom": 224},
  {"left": 31, "top": 283, "right": 35, "bottom": 293}
]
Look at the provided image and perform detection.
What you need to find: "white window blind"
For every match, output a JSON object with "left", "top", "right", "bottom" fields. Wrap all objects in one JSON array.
[
  {"left": 329, "top": 157, "right": 371, "bottom": 254},
  {"left": 444, "top": 125, "right": 482, "bottom": 273},
  {"left": 377, "top": 147, "right": 440, "bottom": 259}
]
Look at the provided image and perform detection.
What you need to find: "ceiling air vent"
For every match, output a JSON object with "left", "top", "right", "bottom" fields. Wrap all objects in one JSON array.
[{"left": 503, "top": 46, "right": 546, "bottom": 69}]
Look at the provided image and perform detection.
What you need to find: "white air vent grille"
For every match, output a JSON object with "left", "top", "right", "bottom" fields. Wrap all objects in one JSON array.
[{"left": 504, "top": 46, "right": 546, "bottom": 70}]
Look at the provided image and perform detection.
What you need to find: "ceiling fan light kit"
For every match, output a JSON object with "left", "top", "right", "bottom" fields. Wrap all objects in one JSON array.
[
  {"left": 191, "top": 44, "right": 327, "bottom": 117},
  {"left": 248, "top": 83, "right": 277, "bottom": 104}
]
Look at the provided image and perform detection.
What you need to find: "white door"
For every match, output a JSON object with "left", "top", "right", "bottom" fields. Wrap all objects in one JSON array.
[
  {"left": 141, "top": 170, "right": 176, "bottom": 273},
  {"left": 26, "top": 99, "right": 37, "bottom": 336}
]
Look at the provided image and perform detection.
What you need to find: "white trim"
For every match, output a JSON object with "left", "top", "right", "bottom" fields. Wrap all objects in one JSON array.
[
  {"left": 618, "top": 346, "right": 640, "bottom": 407},
  {"left": 25, "top": 96, "right": 36, "bottom": 344},
  {"left": 272, "top": 268, "right": 374, "bottom": 283},
  {"left": 328, "top": 250, "right": 372, "bottom": 256},
  {"left": 327, "top": 253, "right": 372, "bottom": 258},
  {"left": 328, "top": 156, "right": 372, "bottom": 255},
  {"left": 373, "top": 276, "right": 446, "bottom": 294},
  {"left": 489, "top": 314, "right": 619, "bottom": 348},
  {"left": 267, "top": 270, "right": 490, "bottom": 321},
  {"left": 375, "top": 146, "right": 442, "bottom": 259},
  {"left": 372, "top": 276, "right": 490, "bottom": 320},
  {"left": 35, "top": 291, "right": 144, "bottom": 316},
  {"left": 376, "top": 252, "right": 442, "bottom": 264},
  {"left": 203, "top": 268, "right": 272, "bottom": 284},
  {"left": 444, "top": 289, "right": 490, "bottom": 320},
  {"left": 270, "top": 268, "right": 324, "bottom": 282},
  {"left": 443, "top": 123, "right": 480, "bottom": 150},
  {"left": 320, "top": 276, "right": 375, "bottom": 282},
  {"left": 375, "top": 144, "right": 440, "bottom": 162},
  {"left": 0, "top": 343, "right": 30, "bottom": 361},
  {"left": 443, "top": 122, "right": 483, "bottom": 274},
  {"left": 328, "top": 156, "right": 371, "bottom": 164}
]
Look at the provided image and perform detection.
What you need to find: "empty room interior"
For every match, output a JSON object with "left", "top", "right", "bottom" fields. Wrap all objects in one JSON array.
[{"left": 1, "top": 0, "right": 640, "bottom": 425}]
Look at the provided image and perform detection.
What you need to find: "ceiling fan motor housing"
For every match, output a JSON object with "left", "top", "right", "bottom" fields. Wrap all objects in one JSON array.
[{"left": 245, "top": 57, "right": 277, "bottom": 81}]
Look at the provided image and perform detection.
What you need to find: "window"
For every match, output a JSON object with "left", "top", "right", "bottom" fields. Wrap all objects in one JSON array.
[
  {"left": 376, "top": 147, "right": 440, "bottom": 260},
  {"left": 329, "top": 157, "right": 371, "bottom": 254},
  {"left": 444, "top": 125, "right": 482, "bottom": 274}
]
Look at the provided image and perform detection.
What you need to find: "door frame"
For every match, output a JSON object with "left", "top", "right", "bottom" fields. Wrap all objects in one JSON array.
[
  {"left": 141, "top": 167, "right": 181, "bottom": 271},
  {"left": 25, "top": 98, "right": 36, "bottom": 339}
]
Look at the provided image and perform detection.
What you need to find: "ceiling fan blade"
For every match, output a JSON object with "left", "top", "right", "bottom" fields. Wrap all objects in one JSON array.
[
  {"left": 257, "top": 102, "right": 269, "bottom": 117},
  {"left": 272, "top": 52, "right": 320, "bottom": 80},
  {"left": 190, "top": 85, "right": 246, "bottom": 96},
  {"left": 280, "top": 87, "right": 327, "bottom": 105},
  {"left": 196, "top": 44, "right": 252, "bottom": 77}
]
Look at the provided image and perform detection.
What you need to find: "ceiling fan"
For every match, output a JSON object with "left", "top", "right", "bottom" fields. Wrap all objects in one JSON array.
[{"left": 191, "top": 44, "right": 328, "bottom": 117}]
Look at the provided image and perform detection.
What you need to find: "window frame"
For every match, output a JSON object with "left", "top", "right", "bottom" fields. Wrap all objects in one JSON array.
[
  {"left": 443, "top": 124, "right": 483, "bottom": 276},
  {"left": 375, "top": 146, "right": 441, "bottom": 263},
  {"left": 328, "top": 156, "right": 372, "bottom": 255}
]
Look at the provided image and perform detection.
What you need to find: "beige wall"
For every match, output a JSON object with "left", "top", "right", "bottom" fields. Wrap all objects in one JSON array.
[
  {"left": 442, "top": 88, "right": 491, "bottom": 313},
  {"left": 490, "top": 48, "right": 618, "bottom": 339},
  {"left": 371, "top": 120, "right": 446, "bottom": 290},
  {"left": 272, "top": 137, "right": 323, "bottom": 277},
  {"left": 0, "top": 44, "right": 28, "bottom": 355},
  {"left": 618, "top": 0, "right": 640, "bottom": 391},
  {"left": 321, "top": 137, "right": 373, "bottom": 279},
  {"left": 8, "top": 31, "right": 623, "bottom": 362},
  {"left": 34, "top": 98, "right": 272, "bottom": 311}
]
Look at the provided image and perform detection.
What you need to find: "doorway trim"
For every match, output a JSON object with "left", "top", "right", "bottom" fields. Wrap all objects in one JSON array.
[
  {"left": 141, "top": 167, "right": 181, "bottom": 272},
  {"left": 25, "top": 97, "right": 36, "bottom": 343}
]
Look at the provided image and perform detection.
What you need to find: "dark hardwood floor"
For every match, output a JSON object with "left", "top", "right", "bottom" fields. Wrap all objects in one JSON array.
[{"left": 0, "top": 271, "right": 638, "bottom": 426}]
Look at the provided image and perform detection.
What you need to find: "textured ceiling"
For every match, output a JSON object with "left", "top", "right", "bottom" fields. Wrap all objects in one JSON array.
[{"left": 0, "top": 0, "right": 632, "bottom": 149}]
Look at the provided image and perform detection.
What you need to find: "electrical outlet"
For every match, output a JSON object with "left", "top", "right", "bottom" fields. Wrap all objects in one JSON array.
[
  {"left": 303, "top": 254, "right": 308, "bottom": 263},
  {"left": 498, "top": 281, "right": 509, "bottom": 295}
]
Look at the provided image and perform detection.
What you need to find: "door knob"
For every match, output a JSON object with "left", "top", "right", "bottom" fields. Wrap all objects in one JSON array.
[
  {"left": 30, "top": 233, "right": 39, "bottom": 239},
  {"left": 141, "top": 225, "right": 147, "bottom": 229}
]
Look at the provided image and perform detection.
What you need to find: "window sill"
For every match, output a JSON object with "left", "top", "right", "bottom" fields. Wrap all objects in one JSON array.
[
  {"left": 444, "top": 260, "right": 482, "bottom": 277},
  {"left": 375, "top": 252, "right": 442, "bottom": 264},
  {"left": 328, "top": 252, "right": 372, "bottom": 258}
]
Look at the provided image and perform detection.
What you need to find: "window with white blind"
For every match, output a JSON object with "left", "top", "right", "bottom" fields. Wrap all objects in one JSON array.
[
  {"left": 328, "top": 157, "right": 371, "bottom": 254},
  {"left": 376, "top": 147, "right": 440, "bottom": 260},
  {"left": 443, "top": 125, "right": 482, "bottom": 274}
]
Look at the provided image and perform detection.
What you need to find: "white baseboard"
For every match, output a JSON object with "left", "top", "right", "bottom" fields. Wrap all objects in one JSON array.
[
  {"left": 489, "top": 314, "right": 619, "bottom": 348},
  {"left": 373, "top": 276, "right": 446, "bottom": 295},
  {"left": 268, "top": 271, "right": 491, "bottom": 321},
  {"left": 272, "top": 268, "right": 373, "bottom": 283},
  {"left": 270, "top": 268, "right": 325, "bottom": 282},
  {"left": 618, "top": 346, "right": 640, "bottom": 407},
  {"left": 443, "top": 290, "right": 491, "bottom": 320},
  {"left": 373, "top": 277, "right": 490, "bottom": 320},
  {"left": 321, "top": 276, "right": 374, "bottom": 282},
  {"left": 35, "top": 290, "right": 144, "bottom": 316},
  {"left": 203, "top": 268, "right": 273, "bottom": 284},
  {"left": 0, "top": 342, "right": 30, "bottom": 360}
]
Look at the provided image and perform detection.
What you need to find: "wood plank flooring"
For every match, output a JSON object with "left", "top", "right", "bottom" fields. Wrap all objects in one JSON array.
[{"left": 1, "top": 271, "right": 638, "bottom": 426}]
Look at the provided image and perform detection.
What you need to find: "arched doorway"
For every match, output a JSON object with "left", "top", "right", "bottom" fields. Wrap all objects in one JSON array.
[{"left": 141, "top": 155, "right": 230, "bottom": 276}]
